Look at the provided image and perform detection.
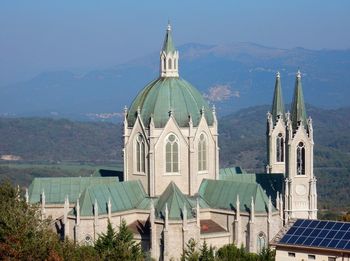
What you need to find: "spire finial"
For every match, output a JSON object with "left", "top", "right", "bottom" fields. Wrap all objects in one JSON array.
[
  {"left": 297, "top": 69, "right": 301, "bottom": 79},
  {"left": 276, "top": 71, "right": 280, "bottom": 78},
  {"left": 167, "top": 21, "right": 171, "bottom": 31}
]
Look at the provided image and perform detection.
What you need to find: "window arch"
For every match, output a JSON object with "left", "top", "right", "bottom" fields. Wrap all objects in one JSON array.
[
  {"left": 136, "top": 134, "right": 145, "bottom": 173},
  {"left": 163, "top": 57, "right": 166, "bottom": 70},
  {"left": 174, "top": 58, "right": 177, "bottom": 69},
  {"left": 257, "top": 232, "right": 267, "bottom": 253},
  {"left": 198, "top": 133, "right": 207, "bottom": 172},
  {"left": 165, "top": 134, "right": 179, "bottom": 173},
  {"left": 297, "top": 142, "right": 305, "bottom": 175},
  {"left": 168, "top": 58, "right": 172, "bottom": 69},
  {"left": 276, "top": 133, "right": 284, "bottom": 162}
]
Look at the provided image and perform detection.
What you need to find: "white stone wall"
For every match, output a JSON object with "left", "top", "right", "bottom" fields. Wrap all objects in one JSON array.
[
  {"left": 267, "top": 116, "right": 286, "bottom": 174},
  {"left": 124, "top": 111, "right": 218, "bottom": 197}
]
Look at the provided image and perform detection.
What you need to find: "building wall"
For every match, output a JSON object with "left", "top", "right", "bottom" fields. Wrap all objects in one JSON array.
[
  {"left": 275, "top": 246, "right": 349, "bottom": 261},
  {"left": 124, "top": 113, "right": 218, "bottom": 197},
  {"left": 267, "top": 117, "right": 286, "bottom": 174}
]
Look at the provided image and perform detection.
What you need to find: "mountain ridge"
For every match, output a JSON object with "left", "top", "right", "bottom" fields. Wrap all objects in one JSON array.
[{"left": 1, "top": 42, "right": 350, "bottom": 119}]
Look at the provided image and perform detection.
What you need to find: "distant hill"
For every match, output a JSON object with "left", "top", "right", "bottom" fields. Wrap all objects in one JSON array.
[
  {"left": 0, "top": 43, "right": 350, "bottom": 119},
  {"left": 0, "top": 105, "right": 349, "bottom": 210}
]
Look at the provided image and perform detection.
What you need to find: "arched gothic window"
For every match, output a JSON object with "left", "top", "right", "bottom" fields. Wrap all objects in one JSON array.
[
  {"left": 198, "top": 133, "right": 207, "bottom": 172},
  {"left": 257, "top": 232, "right": 267, "bottom": 253},
  {"left": 168, "top": 59, "right": 172, "bottom": 69},
  {"left": 297, "top": 142, "right": 305, "bottom": 175},
  {"left": 165, "top": 134, "right": 179, "bottom": 173},
  {"left": 163, "top": 57, "right": 166, "bottom": 70},
  {"left": 136, "top": 134, "right": 145, "bottom": 173},
  {"left": 276, "top": 133, "right": 284, "bottom": 162},
  {"left": 174, "top": 59, "right": 177, "bottom": 69}
]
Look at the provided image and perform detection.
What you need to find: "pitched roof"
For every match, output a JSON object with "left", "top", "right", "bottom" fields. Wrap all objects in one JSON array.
[
  {"left": 198, "top": 179, "right": 276, "bottom": 213},
  {"left": 28, "top": 177, "right": 117, "bottom": 204},
  {"left": 77, "top": 180, "right": 148, "bottom": 216},
  {"left": 271, "top": 72, "right": 285, "bottom": 122},
  {"left": 219, "top": 171, "right": 284, "bottom": 203},
  {"left": 291, "top": 71, "right": 308, "bottom": 131},
  {"left": 155, "top": 182, "right": 194, "bottom": 220}
]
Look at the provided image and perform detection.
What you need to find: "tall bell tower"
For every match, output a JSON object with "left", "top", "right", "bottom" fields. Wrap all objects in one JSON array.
[
  {"left": 284, "top": 70, "right": 317, "bottom": 220},
  {"left": 267, "top": 72, "right": 286, "bottom": 174}
]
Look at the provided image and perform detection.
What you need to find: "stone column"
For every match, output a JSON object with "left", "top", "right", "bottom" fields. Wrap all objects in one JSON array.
[
  {"left": 182, "top": 204, "right": 189, "bottom": 252},
  {"left": 248, "top": 197, "right": 256, "bottom": 253},
  {"left": 234, "top": 195, "right": 242, "bottom": 246},
  {"left": 64, "top": 195, "right": 69, "bottom": 238},
  {"left": 149, "top": 116, "right": 155, "bottom": 197},
  {"left": 75, "top": 199, "right": 80, "bottom": 243},
  {"left": 163, "top": 204, "right": 169, "bottom": 261},
  {"left": 150, "top": 200, "right": 157, "bottom": 259},
  {"left": 41, "top": 190, "right": 46, "bottom": 219},
  {"left": 94, "top": 199, "right": 99, "bottom": 240},
  {"left": 267, "top": 196, "right": 272, "bottom": 242},
  {"left": 188, "top": 116, "right": 195, "bottom": 195}
]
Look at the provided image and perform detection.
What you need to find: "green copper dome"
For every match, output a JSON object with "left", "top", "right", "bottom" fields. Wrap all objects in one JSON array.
[{"left": 127, "top": 77, "right": 214, "bottom": 128}]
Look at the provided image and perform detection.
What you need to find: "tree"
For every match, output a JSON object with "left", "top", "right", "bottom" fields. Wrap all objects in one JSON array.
[
  {"left": 199, "top": 240, "right": 215, "bottom": 261},
  {"left": 258, "top": 247, "right": 275, "bottom": 261},
  {"left": 216, "top": 244, "right": 258, "bottom": 261},
  {"left": 94, "top": 218, "right": 143, "bottom": 261},
  {"left": 181, "top": 238, "right": 200, "bottom": 261},
  {"left": 94, "top": 220, "right": 117, "bottom": 260},
  {"left": 0, "top": 180, "right": 63, "bottom": 260}
]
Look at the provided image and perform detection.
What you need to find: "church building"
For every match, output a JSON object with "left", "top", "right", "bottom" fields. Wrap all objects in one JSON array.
[{"left": 27, "top": 24, "right": 317, "bottom": 260}]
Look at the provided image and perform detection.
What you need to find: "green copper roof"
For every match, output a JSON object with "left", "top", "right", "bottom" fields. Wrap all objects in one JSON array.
[
  {"left": 291, "top": 72, "right": 308, "bottom": 131},
  {"left": 199, "top": 179, "right": 276, "bottom": 213},
  {"left": 127, "top": 77, "right": 214, "bottom": 128},
  {"left": 219, "top": 167, "right": 246, "bottom": 176},
  {"left": 155, "top": 182, "right": 194, "bottom": 220},
  {"left": 28, "top": 177, "right": 117, "bottom": 204},
  {"left": 162, "top": 24, "right": 175, "bottom": 53},
  {"left": 271, "top": 72, "right": 285, "bottom": 122},
  {"left": 219, "top": 172, "right": 284, "bottom": 204},
  {"left": 77, "top": 180, "right": 147, "bottom": 216}
]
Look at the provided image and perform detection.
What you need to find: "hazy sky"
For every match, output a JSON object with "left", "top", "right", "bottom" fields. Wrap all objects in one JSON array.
[{"left": 1, "top": 0, "right": 349, "bottom": 85}]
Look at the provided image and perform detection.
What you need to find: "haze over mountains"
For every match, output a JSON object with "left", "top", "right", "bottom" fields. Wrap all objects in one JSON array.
[{"left": 1, "top": 42, "right": 349, "bottom": 120}]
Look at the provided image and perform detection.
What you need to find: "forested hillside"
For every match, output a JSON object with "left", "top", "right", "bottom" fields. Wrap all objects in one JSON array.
[{"left": 0, "top": 105, "right": 349, "bottom": 212}]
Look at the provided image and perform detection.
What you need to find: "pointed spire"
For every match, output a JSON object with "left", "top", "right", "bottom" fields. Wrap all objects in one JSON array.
[
  {"left": 94, "top": 199, "right": 99, "bottom": 217},
  {"left": 162, "top": 22, "right": 175, "bottom": 53},
  {"left": 150, "top": 199, "right": 155, "bottom": 223},
  {"left": 164, "top": 203, "right": 169, "bottom": 228},
  {"left": 107, "top": 197, "right": 112, "bottom": 220},
  {"left": 160, "top": 23, "right": 179, "bottom": 78},
  {"left": 271, "top": 71, "right": 285, "bottom": 123},
  {"left": 291, "top": 70, "right": 308, "bottom": 131},
  {"left": 196, "top": 198, "right": 200, "bottom": 227},
  {"left": 236, "top": 195, "right": 240, "bottom": 220},
  {"left": 250, "top": 197, "right": 255, "bottom": 222},
  {"left": 64, "top": 195, "right": 69, "bottom": 224},
  {"left": 76, "top": 199, "right": 80, "bottom": 225},
  {"left": 183, "top": 203, "right": 187, "bottom": 226},
  {"left": 268, "top": 196, "right": 272, "bottom": 222},
  {"left": 25, "top": 188, "right": 29, "bottom": 204}
]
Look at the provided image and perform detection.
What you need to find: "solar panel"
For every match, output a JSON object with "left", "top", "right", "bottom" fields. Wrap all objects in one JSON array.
[{"left": 279, "top": 219, "right": 350, "bottom": 251}]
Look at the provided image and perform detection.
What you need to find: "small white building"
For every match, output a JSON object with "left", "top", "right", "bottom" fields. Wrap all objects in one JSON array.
[{"left": 271, "top": 219, "right": 350, "bottom": 261}]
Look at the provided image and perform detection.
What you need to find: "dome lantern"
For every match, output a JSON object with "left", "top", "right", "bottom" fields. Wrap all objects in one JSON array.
[{"left": 160, "top": 23, "right": 179, "bottom": 78}]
